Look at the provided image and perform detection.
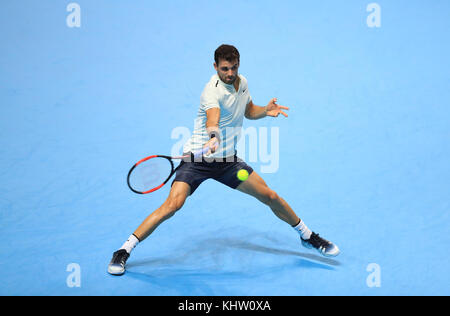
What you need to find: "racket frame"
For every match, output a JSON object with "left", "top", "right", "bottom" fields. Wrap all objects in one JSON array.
[
  {"left": 127, "top": 143, "right": 215, "bottom": 195},
  {"left": 127, "top": 155, "right": 178, "bottom": 194}
]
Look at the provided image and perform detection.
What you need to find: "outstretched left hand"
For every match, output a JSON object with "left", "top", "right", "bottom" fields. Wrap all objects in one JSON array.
[{"left": 266, "top": 98, "right": 289, "bottom": 117}]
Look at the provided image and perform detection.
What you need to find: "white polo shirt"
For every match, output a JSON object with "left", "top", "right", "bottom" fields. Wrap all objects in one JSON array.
[{"left": 183, "top": 73, "right": 252, "bottom": 159}]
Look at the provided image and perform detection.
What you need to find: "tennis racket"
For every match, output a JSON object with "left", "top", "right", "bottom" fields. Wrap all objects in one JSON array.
[{"left": 127, "top": 145, "right": 213, "bottom": 194}]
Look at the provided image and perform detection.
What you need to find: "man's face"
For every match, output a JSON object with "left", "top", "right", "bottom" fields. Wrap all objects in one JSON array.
[{"left": 214, "top": 59, "right": 239, "bottom": 85}]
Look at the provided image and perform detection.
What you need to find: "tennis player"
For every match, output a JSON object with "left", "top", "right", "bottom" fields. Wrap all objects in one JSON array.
[{"left": 108, "top": 44, "right": 339, "bottom": 275}]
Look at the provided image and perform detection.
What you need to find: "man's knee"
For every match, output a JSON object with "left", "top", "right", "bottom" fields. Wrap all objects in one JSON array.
[
  {"left": 162, "top": 182, "right": 190, "bottom": 215},
  {"left": 261, "top": 189, "right": 280, "bottom": 205},
  {"left": 165, "top": 194, "right": 186, "bottom": 213}
]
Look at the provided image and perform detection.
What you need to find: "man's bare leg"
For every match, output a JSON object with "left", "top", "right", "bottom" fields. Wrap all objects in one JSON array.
[
  {"left": 236, "top": 171, "right": 340, "bottom": 257},
  {"left": 134, "top": 181, "right": 191, "bottom": 241},
  {"left": 236, "top": 171, "right": 300, "bottom": 226},
  {"left": 108, "top": 181, "right": 191, "bottom": 275}
]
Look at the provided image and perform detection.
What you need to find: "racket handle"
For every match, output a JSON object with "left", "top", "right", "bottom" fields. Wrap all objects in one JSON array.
[
  {"left": 192, "top": 146, "right": 210, "bottom": 158},
  {"left": 192, "top": 141, "right": 218, "bottom": 158}
]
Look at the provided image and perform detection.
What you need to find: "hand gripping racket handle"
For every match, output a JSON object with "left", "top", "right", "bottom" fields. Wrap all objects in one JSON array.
[{"left": 192, "top": 141, "right": 219, "bottom": 159}]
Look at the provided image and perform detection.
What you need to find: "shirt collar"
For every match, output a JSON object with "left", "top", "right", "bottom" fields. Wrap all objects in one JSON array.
[{"left": 216, "top": 74, "right": 240, "bottom": 93}]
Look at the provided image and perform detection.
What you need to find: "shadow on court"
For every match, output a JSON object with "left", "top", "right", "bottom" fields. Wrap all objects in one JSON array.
[
  {"left": 128, "top": 238, "right": 339, "bottom": 268},
  {"left": 122, "top": 236, "right": 340, "bottom": 294},
  {"left": 126, "top": 235, "right": 340, "bottom": 270}
]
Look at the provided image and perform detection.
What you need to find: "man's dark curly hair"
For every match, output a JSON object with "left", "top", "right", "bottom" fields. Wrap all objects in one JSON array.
[{"left": 214, "top": 44, "right": 240, "bottom": 65}]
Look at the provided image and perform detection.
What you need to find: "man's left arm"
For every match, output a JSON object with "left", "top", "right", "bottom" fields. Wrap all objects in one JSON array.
[
  {"left": 245, "top": 98, "right": 289, "bottom": 120},
  {"left": 245, "top": 100, "right": 267, "bottom": 120}
]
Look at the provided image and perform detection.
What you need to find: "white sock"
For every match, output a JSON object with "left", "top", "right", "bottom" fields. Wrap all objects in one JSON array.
[
  {"left": 120, "top": 234, "right": 140, "bottom": 254},
  {"left": 293, "top": 220, "right": 312, "bottom": 240}
]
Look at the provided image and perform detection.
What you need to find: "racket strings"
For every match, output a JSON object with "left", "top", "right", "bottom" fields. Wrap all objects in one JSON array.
[{"left": 128, "top": 157, "right": 173, "bottom": 193}]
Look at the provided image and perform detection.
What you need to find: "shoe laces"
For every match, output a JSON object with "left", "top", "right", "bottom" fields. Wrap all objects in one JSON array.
[
  {"left": 112, "top": 250, "right": 129, "bottom": 265},
  {"left": 309, "top": 233, "right": 331, "bottom": 249}
]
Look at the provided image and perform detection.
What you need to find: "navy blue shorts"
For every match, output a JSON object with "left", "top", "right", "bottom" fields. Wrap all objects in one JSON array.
[{"left": 171, "top": 154, "right": 254, "bottom": 195}]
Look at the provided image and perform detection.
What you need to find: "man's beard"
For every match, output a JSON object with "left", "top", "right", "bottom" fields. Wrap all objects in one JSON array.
[{"left": 220, "top": 74, "right": 236, "bottom": 85}]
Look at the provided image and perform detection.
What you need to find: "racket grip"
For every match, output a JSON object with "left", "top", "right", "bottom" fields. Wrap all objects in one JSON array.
[
  {"left": 192, "top": 147, "right": 210, "bottom": 158},
  {"left": 192, "top": 141, "right": 218, "bottom": 158}
]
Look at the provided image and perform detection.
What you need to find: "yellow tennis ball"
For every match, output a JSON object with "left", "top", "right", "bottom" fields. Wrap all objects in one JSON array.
[{"left": 237, "top": 169, "right": 249, "bottom": 181}]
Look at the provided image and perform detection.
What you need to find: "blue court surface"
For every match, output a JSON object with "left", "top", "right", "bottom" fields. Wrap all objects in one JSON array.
[{"left": 1, "top": 0, "right": 449, "bottom": 296}]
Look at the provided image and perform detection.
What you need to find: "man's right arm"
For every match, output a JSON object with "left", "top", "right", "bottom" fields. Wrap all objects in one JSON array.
[{"left": 205, "top": 107, "right": 220, "bottom": 154}]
